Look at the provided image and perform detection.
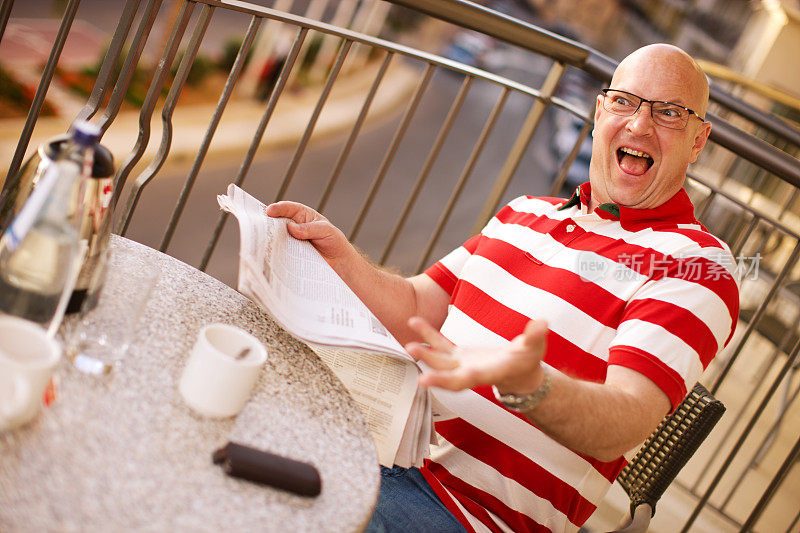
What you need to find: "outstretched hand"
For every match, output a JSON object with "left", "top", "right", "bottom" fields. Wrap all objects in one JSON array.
[
  {"left": 405, "top": 317, "right": 549, "bottom": 394},
  {"left": 266, "top": 201, "right": 350, "bottom": 261}
]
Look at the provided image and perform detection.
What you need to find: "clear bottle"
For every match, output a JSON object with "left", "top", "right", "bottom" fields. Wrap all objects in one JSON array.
[{"left": 0, "top": 121, "right": 101, "bottom": 328}]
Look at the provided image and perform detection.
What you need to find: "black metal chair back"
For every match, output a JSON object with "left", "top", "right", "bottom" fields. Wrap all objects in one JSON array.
[{"left": 610, "top": 383, "right": 726, "bottom": 533}]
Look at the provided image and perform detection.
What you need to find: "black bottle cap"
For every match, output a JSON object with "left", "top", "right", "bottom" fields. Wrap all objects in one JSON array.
[{"left": 44, "top": 136, "right": 115, "bottom": 179}]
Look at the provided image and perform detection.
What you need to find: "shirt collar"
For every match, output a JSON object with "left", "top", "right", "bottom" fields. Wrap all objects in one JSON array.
[{"left": 558, "top": 181, "right": 699, "bottom": 227}]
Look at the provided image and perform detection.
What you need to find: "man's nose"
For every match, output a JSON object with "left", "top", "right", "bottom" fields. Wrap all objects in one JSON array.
[{"left": 626, "top": 102, "right": 656, "bottom": 133}]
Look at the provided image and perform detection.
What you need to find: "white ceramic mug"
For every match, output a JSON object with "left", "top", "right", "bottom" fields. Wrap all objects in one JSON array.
[
  {"left": 0, "top": 316, "right": 62, "bottom": 431},
  {"left": 179, "top": 323, "right": 267, "bottom": 418}
]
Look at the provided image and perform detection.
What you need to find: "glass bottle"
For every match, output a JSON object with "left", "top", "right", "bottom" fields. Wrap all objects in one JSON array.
[{"left": 0, "top": 120, "right": 101, "bottom": 329}]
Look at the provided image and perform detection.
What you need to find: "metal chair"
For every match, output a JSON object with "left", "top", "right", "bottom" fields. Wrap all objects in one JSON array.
[{"left": 609, "top": 383, "right": 726, "bottom": 533}]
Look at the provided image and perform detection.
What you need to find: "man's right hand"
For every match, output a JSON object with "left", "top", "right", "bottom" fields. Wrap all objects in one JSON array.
[{"left": 266, "top": 201, "right": 351, "bottom": 262}]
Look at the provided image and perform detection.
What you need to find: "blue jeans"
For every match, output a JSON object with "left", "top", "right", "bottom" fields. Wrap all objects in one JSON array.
[{"left": 365, "top": 465, "right": 468, "bottom": 533}]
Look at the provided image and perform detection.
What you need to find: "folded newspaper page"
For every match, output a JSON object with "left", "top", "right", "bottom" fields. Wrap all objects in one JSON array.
[{"left": 217, "top": 184, "right": 433, "bottom": 468}]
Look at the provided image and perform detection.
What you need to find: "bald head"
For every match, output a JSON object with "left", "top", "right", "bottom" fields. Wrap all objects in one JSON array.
[
  {"left": 611, "top": 44, "right": 710, "bottom": 118},
  {"left": 588, "top": 43, "right": 713, "bottom": 210}
]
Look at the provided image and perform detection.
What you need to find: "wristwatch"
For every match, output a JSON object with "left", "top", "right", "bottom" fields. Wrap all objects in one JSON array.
[{"left": 492, "top": 367, "right": 553, "bottom": 412}]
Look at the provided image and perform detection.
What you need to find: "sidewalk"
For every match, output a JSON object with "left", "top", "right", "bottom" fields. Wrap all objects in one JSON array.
[{"left": 0, "top": 57, "right": 418, "bottom": 185}]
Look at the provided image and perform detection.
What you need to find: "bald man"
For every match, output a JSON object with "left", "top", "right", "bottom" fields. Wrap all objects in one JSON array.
[{"left": 267, "top": 44, "right": 738, "bottom": 533}]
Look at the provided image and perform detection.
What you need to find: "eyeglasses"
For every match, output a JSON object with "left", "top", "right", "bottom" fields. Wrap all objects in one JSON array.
[{"left": 600, "top": 89, "right": 705, "bottom": 130}]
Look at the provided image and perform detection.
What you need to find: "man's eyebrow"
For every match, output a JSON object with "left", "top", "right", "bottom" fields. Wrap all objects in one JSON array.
[{"left": 662, "top": 97, "right": 690, "bottom": 106}]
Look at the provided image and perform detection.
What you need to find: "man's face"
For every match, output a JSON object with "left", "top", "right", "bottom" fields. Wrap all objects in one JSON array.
[{"left": 588, "top": 46, "right": 712, "bottom": 210}]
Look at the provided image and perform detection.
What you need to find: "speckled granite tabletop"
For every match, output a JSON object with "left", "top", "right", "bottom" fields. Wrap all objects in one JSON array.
[{"left": 0, "top": 235, "right": 379, "bottom": 532}]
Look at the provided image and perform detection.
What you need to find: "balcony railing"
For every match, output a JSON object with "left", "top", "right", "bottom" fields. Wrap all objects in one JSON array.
[{"left": 2, "top": 1, "right": 800, "bottom": 531}]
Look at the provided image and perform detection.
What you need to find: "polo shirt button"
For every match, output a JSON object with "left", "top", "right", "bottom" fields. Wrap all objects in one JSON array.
[{"left": 566, "top": 224, "right": 576, "bottom": 232}]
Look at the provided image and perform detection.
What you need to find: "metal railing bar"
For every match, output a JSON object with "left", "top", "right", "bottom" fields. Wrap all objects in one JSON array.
[
  {"left": 692, "top": 187, "right": 717, "bottom": 223},
  {"left": 316, "top": 50, "right": 394, "bottom": 213},
  {"left": 0, "top": 0, "right": 14, "bottom": 46},
  {"left": 2, "top": 0, "right": 81, "bottom": 193},
  {"left": 202, "top": 0, "right": 624, "bottom": 133},
  {"left": 722, "top": 374, "right": 800, "bottom": 509},
  {"left": 739, "top": 433, "right": 800, "bottom": 532},
  {"left": 692, "top": 248, "right": 799, "bottom": 492},
  {"left": 710, "top": 84, "right": 800, "bottom": 151},
  {"left": 750, "top": 321, "right": 797, "bottom": 387},
  {"left": 710, "top": 248, "right": 800, "bottom": 395},
  {"left": 694, "top": 500, "right": 745, "bottom": 530},
  {"left": 158, "top": 13, "right": 260, "bottom": 253},
  {"left": 779, "top": 184, "right": 800, "bottom": 219},
  {"left": 379, "top": 75, "right": 474, "bottom": 265},
  {"left": 198, "top": 26, "right": 309, "bottom": 272},
  {"left": 744, "top": 165, "right": 768, "bottom": 204},
  {"left": 693, "top": 362, "right": 800, "bottom": 527},
  {"left": 75, "top": 0, "right": 142, "bottom": 123},
  {"left": 787, "top": 506, "right": 800, "bottom": 533},
  {"left": 689, "top": 172, "right": 800, "bottom": 242},
  {"left": 382, "top": 0, "right": 591, "bottom": 67},
  {"left": 273, "top": 38, "right": 354, "bottom": 202},
  {"left": 472, "top": 61, "right": 565, "bottom": 233},
  {"left": 757, "top": 186, "right": 800, "bottom": 261},
  {"left": 709, "top": 118, "right": 800, "bottom": 189},
  {"left": 98, "top": 0, "right": 165, "bottom": 135},
  {"left": 666, "top": 489, "right": 743, "bottom": 530},
  {"left": 729, "top": 214, "right": 760, "bottom": 258},
  {"left": 384, "top": 0, "right": 800, "bottom": 173},
  {"left": 197, "top": 0, "right": 545, "bottom": 99},
  {"left": 760, "top": 367, "right": 800, "bottom": 461},
  {"left": 415, "top": 86, "right": 511, "bottom": 273},
  {"left": 549, "top": 94, "right": 594, "bottom": 122},
  {"left": 684, "top": 249, "right": 800, "bottom": 531},
  {"left": 109, "top": 0, "right": 193, "bottom": 211},
  {"left": 348, "top": 62, "right": 435, "bottom": 243},
  {"left": 117, "top": 3, "right": 215, "bottom": 236},
  {"left": 581, "top": 49, "right": 616, "bottom": 84},
  {"left": 548, "top": 119, "right": 592, "bottom": 197}
]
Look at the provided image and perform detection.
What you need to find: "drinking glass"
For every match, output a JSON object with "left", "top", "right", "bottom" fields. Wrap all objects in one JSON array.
[{"left": 65, "top": 261, "right": 159, "bottom": 376}]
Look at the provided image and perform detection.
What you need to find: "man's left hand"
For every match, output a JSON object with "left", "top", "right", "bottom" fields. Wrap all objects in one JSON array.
[{"left": 405, "top": 317, "right": 549, "bottom": 394}]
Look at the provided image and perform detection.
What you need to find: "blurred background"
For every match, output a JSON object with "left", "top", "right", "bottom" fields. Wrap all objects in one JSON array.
[
  {"left": 2, "top": 3, "right": 800, "bottom": 530},
  {"left": 3, "top": 0, "right": 799, "bottom": 284}
]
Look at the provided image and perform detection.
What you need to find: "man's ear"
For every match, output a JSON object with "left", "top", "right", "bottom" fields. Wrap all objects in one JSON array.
[
  {"left": 689, "top": 121, "right": 712, "bottom": 163},
  {"left": 594, "top": 95, "right": 603, "bottom": 123}
]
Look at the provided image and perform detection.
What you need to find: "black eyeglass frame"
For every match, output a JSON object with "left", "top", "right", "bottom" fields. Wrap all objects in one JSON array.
[{"left": 600, "top": 88, "right": 706, "bottom": 130}]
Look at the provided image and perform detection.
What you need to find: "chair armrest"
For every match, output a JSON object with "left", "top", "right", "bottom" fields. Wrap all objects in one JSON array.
[{"left": 607, "top": 503, "right": 652, "bottom": 533}]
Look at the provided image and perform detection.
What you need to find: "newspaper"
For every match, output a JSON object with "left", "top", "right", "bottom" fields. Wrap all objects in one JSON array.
[{"left": 217, "top": 184, "right": 433, "bottom": 468}]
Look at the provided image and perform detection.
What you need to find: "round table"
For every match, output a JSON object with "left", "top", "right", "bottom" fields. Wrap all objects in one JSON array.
[{"left": 0, "top": 235, "right": 379, "bottom": 531}]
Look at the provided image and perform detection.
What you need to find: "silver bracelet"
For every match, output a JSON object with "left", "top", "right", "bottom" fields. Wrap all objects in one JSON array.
[{"left": 492, "top": 367, "right": 553, "bottom": 412}]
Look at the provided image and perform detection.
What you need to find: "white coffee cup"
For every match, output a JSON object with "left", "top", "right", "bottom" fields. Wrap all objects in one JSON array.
[
  {"left": 179, "top": 323, "right": 267, "bottom": 418},
  {"left": 0, "top": 316, "right": 62, "bottom": 431}
]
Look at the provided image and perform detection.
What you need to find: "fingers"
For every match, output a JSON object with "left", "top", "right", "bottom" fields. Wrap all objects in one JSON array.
[
  {"left": 266, "top": 201, "right": 323, "bottom": 224},
  {"left": 406, "top": 342, "right": 458, "bottom": 370},
  {"left": 418, "top": 359, "right": 492, "bottom": 391},
  {"left": 414, "top": 319, "right": 549, "bottom": 393},
  {"left": 419, "top": 370, "right": 477, "bottom": 391},
  {"left": 407, "top": 317, "right": 454, "bottom": 352},
  {"left": 521, "top": 319, "right": 548, "bottom": 352},
  {"left": 285, "top": 219, "right": 333, "bottom": 241}
]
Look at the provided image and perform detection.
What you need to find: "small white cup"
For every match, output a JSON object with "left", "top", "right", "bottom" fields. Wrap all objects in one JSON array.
[
  {"left": 0, "top": 316, "right": 62, "bottom": 431},
  {"left": 179, "top": 323, "right": 267, "bottom": 418}
]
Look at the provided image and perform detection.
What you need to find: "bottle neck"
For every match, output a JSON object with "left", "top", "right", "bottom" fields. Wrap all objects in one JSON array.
[{"left": 39, "top": 158, "right": 84, "bottom": 223}]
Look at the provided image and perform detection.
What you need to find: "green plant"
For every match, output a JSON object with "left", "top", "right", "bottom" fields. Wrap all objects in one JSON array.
[
  {"left": 0, "top": 63, "right": 55, "bottom": 116},
  {"left": 171, "top": 51, "right": 215, "bottom": 86},
  {"left": 0, "top": 64, "right": 27, "bottom": 107},
  {"left": 218, "top": 37, "right": 253, "bottom": 72}
]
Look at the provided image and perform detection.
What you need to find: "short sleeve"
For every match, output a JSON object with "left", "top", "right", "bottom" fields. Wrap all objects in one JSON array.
[
  {"left": 424, "top": 234, "right": 482, "bottom": 295},
  {"left": 608, "top": 252, "right": 739, "bottom": 410}
]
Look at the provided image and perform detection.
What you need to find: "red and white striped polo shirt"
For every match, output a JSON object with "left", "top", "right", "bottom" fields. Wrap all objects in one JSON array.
[{"left": 419, "top": 182, "right": 739, "bottom": 533}]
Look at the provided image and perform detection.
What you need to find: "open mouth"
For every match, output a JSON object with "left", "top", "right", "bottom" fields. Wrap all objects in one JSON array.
[{"left": 616, "top": 146, "right": 654, "bottom": 175}]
